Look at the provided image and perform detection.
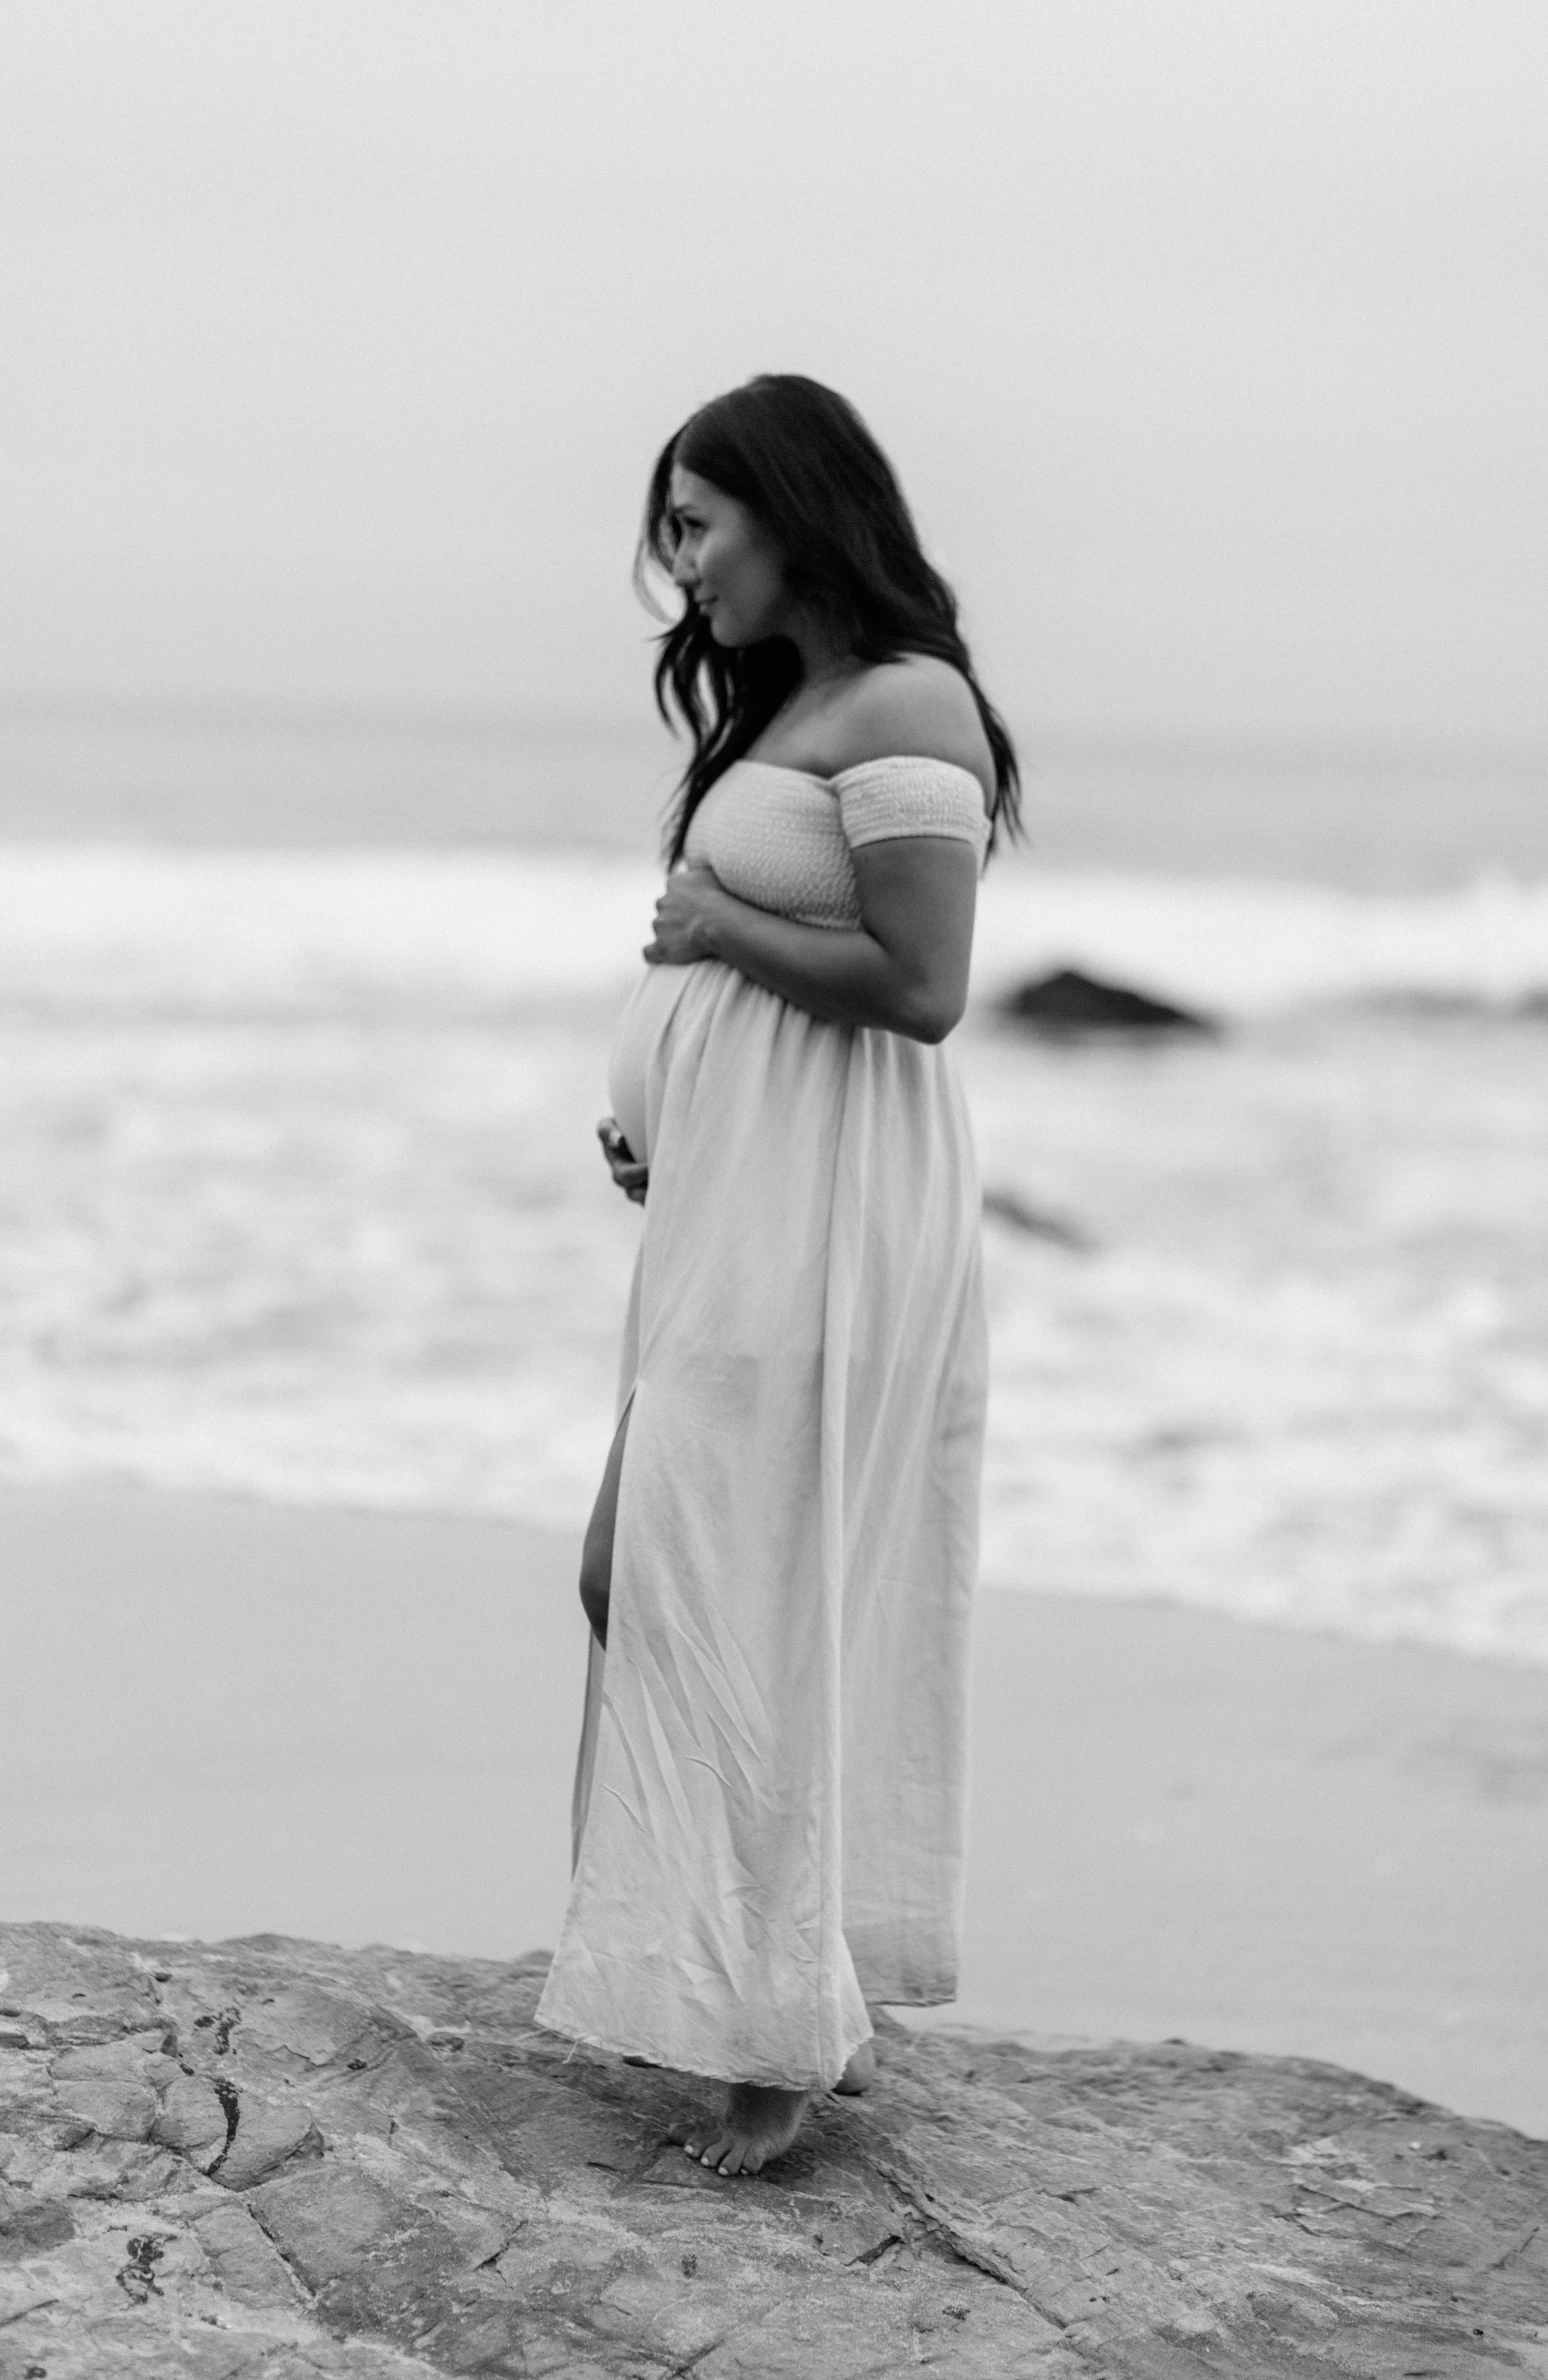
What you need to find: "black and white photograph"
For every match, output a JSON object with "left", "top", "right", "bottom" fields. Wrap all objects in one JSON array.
[{"left": 2, "top": 5, "right": 1546, "bottom": 2371}]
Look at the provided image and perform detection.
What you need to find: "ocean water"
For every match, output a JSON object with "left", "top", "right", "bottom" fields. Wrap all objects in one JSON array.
[{"left": 3, "top": 801, "right": 1547, "bottom": 1668}]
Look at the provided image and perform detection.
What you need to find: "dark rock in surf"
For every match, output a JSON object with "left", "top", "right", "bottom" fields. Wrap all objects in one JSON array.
[
  {"left": 1001, "top": 966, "right": 1218, "bottom": 1037},
  {"left": 981, "top": 1186, "right": 1096, "bottom": 1252}
]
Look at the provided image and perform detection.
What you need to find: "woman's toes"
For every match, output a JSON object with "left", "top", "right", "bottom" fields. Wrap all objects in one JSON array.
[{"left": 693, "top": 2129, "right": 754, "bottom": 2176}]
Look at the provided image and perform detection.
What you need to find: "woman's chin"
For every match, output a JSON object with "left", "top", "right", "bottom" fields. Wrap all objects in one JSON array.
[{"left": 699, "top": 605, "right": 767, "bottom": 648}]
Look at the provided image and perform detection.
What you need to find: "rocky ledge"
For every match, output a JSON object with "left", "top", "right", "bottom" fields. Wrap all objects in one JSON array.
[{"left": 1, "top": 1924, "right": 1545, "bottom": 2379}]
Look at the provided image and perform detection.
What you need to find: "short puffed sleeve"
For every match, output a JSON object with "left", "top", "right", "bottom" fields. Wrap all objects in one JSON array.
[{"left": 834, "top": 756, "right": 991, "bottom": 859}]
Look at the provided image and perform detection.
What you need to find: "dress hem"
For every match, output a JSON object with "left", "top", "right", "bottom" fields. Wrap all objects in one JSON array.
[{"left": 532, "top": 2006, "right": 875, "bottom": 2095}]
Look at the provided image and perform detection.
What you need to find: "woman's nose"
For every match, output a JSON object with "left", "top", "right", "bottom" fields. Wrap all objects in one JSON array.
[{"left": 670, "top": 548, "right": 698, "bottom": 591}]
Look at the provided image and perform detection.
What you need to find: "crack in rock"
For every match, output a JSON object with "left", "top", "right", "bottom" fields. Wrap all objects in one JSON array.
[{"left": 205, "top": 2074, "right": 242, "bottom": 2175}]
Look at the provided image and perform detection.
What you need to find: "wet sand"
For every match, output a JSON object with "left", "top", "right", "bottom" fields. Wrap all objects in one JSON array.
[{"left": 3, "top": 1481, "right": 1544, "bottom": 2135}]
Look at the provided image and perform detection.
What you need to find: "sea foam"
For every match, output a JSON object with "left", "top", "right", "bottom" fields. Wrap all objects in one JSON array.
[
  {"left": 5, "top": 845, "right": 1548, "bottom": 1017},
  {"left": 3, "top": 844, "right": 1546, "bottom": 1667}
]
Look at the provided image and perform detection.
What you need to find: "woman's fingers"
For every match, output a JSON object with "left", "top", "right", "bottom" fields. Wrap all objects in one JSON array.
[
  {"left": 596, "top": 1116, "right": 648, "bottom": 1202},
  {"left": 647, "top": 863, "right": 725, "bottom": 965}
]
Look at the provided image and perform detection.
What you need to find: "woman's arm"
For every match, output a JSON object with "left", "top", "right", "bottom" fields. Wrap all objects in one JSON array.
[{"left": 644, "top": 838, "right": 979, "bottom": 1044}]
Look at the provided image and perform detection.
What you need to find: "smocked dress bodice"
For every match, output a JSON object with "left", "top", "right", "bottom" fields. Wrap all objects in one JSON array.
[
  {"left": 683, "top": 755, "right": 990, "bottom": 929},
  {"left": 607, "top": 755, "right": 990, "bottom": 1166}
]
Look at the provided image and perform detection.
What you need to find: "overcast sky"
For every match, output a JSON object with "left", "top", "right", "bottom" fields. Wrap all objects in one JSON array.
[{"left": 3, "top": 1, "right": 1544, "bottom": 746}]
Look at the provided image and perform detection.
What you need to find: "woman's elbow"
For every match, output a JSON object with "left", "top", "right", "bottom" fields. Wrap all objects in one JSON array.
[
  {"left": 896, "top": 984, "right": 967, "bottom": 1044},
  {"left": 869, "top": 939, "right": 970, "bottom": 1041}
]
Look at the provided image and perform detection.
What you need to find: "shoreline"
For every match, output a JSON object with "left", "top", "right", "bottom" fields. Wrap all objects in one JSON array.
[{"left": 3, "top": 1477, "right": 1544, "bottom": 2138}]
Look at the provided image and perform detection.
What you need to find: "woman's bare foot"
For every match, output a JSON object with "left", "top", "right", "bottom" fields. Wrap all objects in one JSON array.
[
  {"left": 683, "top": 2084, "right": 808, "bottom": 2177},
  {"left": 834, "top": 2039, "right": 876, "bottom": 2095}
]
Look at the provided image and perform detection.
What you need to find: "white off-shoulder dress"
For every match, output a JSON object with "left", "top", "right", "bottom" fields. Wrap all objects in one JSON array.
[{"left": 535, "top": 755, "right": 990, "bottom": 2090}]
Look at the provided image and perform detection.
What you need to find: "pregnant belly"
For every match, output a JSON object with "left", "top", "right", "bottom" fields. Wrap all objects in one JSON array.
[{"left": 607, "top": 965, "right": 698, "bottom": 1166}]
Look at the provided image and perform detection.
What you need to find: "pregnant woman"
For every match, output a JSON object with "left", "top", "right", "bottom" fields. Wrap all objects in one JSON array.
[{"left": 535, "top": 374, "right": 1020, "bottom": 2175}]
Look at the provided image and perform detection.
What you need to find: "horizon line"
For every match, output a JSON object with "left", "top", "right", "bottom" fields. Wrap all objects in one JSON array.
[{"left": 1, "top": 689, "right": 1544, "bottom": 780}]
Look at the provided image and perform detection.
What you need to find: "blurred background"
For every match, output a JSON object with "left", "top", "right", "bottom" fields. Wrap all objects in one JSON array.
[{"left": 3, "top": 0, "right": 1547, "bottom": 1659}]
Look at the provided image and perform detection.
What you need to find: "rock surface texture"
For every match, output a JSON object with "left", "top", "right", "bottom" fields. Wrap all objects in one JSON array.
[{"left": 1, "top": 1924, "right": 1545, "bottom": 2378}]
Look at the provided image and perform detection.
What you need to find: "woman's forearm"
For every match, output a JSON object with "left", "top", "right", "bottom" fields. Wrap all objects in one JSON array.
[
  {"left": 645, "top": 846, "right": 979, "bottom": 1041},
  {"left": 700, "top": 894, "right": 952, "bottom": 1041}
]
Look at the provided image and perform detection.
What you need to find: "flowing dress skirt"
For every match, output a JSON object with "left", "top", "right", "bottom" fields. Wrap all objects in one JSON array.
[{"left": 535, "top": 954, "right": 987, "bottom": 2089}]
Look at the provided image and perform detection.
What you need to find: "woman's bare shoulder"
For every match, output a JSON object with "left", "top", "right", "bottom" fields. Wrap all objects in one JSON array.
[{"left": 827, "top": 655, "right": 993, "bottom": 793}]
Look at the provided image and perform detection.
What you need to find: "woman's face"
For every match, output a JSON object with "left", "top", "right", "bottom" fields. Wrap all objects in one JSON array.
[{"left": 667, "top": 464, "right": 790, "bottom": 646}]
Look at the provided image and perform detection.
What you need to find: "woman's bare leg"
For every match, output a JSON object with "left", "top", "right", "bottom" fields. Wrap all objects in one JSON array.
[{"left": 578, "top": 1403, "right": 632, "bottom": 1647}]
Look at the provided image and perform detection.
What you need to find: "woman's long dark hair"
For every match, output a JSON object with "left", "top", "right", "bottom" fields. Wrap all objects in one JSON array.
[{"left": 638, "top": 375, "right": 1022, "bottom": 864}]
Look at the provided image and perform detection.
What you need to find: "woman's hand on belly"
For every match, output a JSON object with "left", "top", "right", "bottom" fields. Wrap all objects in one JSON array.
[
  {"left": 647, "top": 842, "right": 979, "bottom": 1044},
  {"left": 597, "top": 1115, "right": 648, "bottom": 1204},
  {"left": 644, "top": 863, "right": 735, "bottom": 966}
]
